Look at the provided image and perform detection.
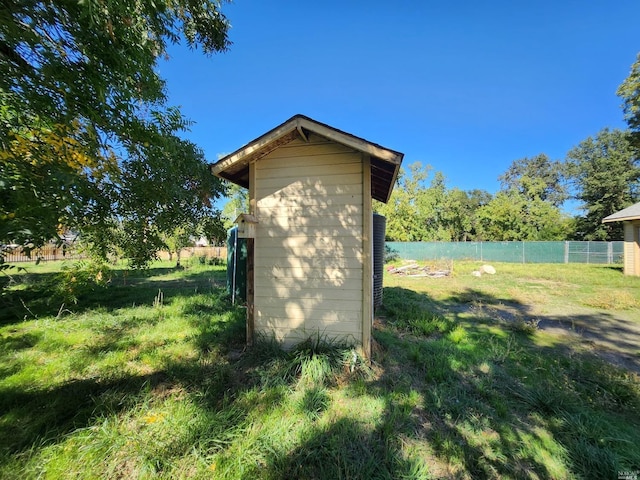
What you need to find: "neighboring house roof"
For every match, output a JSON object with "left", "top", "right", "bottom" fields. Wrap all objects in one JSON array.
[
  {"left": 602, "top": 202, "right": 640, "bottom": 223},
  {"left": 210, "top": 114, "right": 404, "bottom": 203}
]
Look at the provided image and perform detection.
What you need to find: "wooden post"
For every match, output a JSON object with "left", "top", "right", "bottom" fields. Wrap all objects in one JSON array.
[
  {"left": 246, "top": 237, "right": 255, "bottom": 346},
  {"left": 247, "top": 161, "right": 256, "bottom": 346},
  {"left": 361, "top": 154, "right": 373, "bottom": 358},
  {"left": 636, "top": 225, "right": 640, "bottom": 276}
]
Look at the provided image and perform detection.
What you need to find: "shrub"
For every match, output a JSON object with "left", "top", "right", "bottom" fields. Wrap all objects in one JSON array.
[
  {"left": 384, "top": 245, "right": 400, "bottom": 263},
  {"left": 52, "top": 260, "right": 111, "bottom": 305}
]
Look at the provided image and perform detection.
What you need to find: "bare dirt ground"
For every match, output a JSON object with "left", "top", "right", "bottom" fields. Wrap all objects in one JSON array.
[
  {"left": 465, "top": 301, "right": 640, "bottom": 374},
  {"left": 387, "top": 262, "right": 640, "bottom": 375}
]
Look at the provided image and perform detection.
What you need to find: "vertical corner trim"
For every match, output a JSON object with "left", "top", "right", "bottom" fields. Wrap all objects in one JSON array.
[
  {"left": 361, "top": 154, "right": 373, "bottom": 358},
  {"left": 246, "top": 162, "right": 256, "bottom": 345}
]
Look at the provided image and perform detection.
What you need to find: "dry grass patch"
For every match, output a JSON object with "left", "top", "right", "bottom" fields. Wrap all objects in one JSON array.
[{"left": 583, "top": 290, "right": 639, "bottom": 310}]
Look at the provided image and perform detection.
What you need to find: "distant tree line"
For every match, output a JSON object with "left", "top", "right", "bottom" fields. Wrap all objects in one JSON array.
[{"left": 375, "top": 53, "right": 640, "bottom": 243}]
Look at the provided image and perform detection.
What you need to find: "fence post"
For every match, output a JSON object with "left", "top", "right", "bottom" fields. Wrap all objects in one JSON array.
[
  {"left": 607, "top": 242, "right": 613, "bottom": 264},
  {"left": 564, "top": 241, "right": 569, "bottom": 264},
  {"left": 587, "top": 241, "right": 590, "bottom": 264},
  {"left": 522, "top": 241, "right": 525, "bottom": 264},
  {"left": 480, "top": 242, "right": 483, "bottom": 262}
]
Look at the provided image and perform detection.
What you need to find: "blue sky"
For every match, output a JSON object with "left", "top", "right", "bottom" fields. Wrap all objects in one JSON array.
[{"left": 159, "top": 0, "right": 639, "bottom": 197}]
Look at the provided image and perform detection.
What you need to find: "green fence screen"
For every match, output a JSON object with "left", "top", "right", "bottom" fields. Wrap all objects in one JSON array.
[{"left": 386, "top": 241, "right": 624, "bottom": 264}]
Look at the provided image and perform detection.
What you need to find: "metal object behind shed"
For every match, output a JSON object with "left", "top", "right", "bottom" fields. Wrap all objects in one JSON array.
[
  {"left": 226, "top": 227, "right": 247, "bottom": 303},
  {"left": 373, "top": 213, "right": 386, "bottom": 309}
]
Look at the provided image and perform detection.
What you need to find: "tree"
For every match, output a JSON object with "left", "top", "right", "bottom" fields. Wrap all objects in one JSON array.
[
  {"left": 0, "top": 0, "right": 231, "bottom": 266},
  {"left": 441, "top": 188, "right": 492, "bottom": 241},
  {"left": 476, "top": 191, "right": 570, "bottom": 241},
  {"left": 374, "top": 162, "right": 440, "bottom": 241},
  {"left": 415, "top": 171, "right": 452, "bottom": 241},
  {"left": 375, "top": 163, "right": 492, "bottom": 242},
  {"left": 221, "top": 181, "right": 249, "bottom": 231},
  {"left": 198, "top": 214, "right": 228, "bottom": 246},
  {"left": 498, "top": 154, "right": 567, "bottom": 207},
  {"left": 161, "top": 227, "right": 192, "bottom": 268},
  {"left": 617, "top": 52, "right": 640, "bottom": 148},
  {"left": 565, "top": 128, "right": 640, "bottom": 240},
  {"left": 374, "top": 163, "right": 424, "bottom": 241},
  {"left": 474, "top": 155, "right": 571, "bottom": 241}
]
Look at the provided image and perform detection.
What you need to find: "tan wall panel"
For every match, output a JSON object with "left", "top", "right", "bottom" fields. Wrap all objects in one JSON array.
[
  {"left": 255, "top": 172, "right": 362, "bottom": 192},
  {"left": 255, "top": 254, "right": 363, "bottom": 270},
  {"left": 255, "top": 297, "right": 361, "bottom": 313},
  {"left": 254, "top": 275, "right": 362, "bottom": 291},
  {"left": 253, "top": 140, "right": 364, "bottom": 349},
  {"left": 256, "top": 160, "right": 362, "bottom": 178},
  {"left": 255, "top": 266, "right": 362, "bottom": 282},
  {"left": 257, "top": 225, "right": 362, "bottom": 239},
  {"left": 630, "top": 221, "right": 640, "bottom": 276},
  {"left": 635, "top": 221, "right": 640, "bottom": 276},
  {"left": 624, "top": 223, "right": 636, "bottom": 275},
  {"left": 256, "top": 311, "right": 362, "bottom": 329},
  {"left": 256, "top": 215, "right": 363, "bottom": 232},
  {"left": 258, "top": 245, "right": 363, "bottom": 261},
  {"left": 254, "top": 327, "right": 360, "bottom": 348},
  {"left": 259, "top": 139, "right": 356, "bottom": 162},
  {"left": 257, "top": 206, "right": 362, "bottom": 221},
  {"left": 257, "top": 193, "right": 363, "bottom": 209},
  {"left": 256, "top": 235, "right": 363, "bottom": 248},
  {"left": 258, "top": 183, "right": 362, "bottom": 199},
  {"left": 255, "top": 286, "right": 362, "bottom": 301}
]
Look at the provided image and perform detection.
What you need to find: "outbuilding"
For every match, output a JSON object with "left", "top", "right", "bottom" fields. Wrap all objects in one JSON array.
[
  {"left": 603, "top": 202, "right": 640, "bottom": 276},
  {"left": 210, "top": 115, "right": 403, "bottom": 356}
]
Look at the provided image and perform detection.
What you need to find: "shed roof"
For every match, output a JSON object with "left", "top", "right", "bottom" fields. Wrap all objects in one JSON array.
[
  {"left": 210, "top": 114, "right": 404, "bottom": 203},
  {"left": 602, "top": 202, "right": 640, "bottom": 223}
]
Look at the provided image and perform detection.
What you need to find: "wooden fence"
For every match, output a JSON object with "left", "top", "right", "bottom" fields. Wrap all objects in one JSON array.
[
  {"left": 3, "top": 244, "right": 227, "bottom": 264},
  {"left": 157, "top": 246, "right": 228, "bottom": 262},
  {"left": 1, "top": 244, "right": 85, "bottom": 263}
]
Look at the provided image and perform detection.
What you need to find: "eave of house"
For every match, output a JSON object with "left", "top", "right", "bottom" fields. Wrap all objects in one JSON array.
[
  {"left": 602, "top": 202, "right": 640, "bottom": 223},
  {"left": 210, "top": 114, "right": 404, "bottom": 203}
]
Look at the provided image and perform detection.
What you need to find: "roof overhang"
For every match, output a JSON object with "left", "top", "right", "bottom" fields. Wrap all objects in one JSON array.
[
  {"left": 602, "top": 202, "right": 640, "bottom": 223},
  {"left": 210, "top": 114, "right": 404, "bottom": 203},
  {"left": 603, "top": 215, "right": 640, "bottom": 223}
]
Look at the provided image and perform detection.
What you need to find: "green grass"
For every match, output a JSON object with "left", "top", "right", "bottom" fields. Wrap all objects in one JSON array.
[{"left": 1, "top": 260, "right": 639, "bottom": 478}]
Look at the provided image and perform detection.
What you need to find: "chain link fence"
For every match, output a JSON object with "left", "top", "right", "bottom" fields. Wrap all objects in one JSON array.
[{"left": 386, "top": 241, "right": 624, "bottom": 264}]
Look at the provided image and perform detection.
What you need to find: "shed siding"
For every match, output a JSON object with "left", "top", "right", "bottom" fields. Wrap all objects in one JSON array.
[
  {"left": 636, "top": 221, "right": 640, "bottom": 276},
  {"left": 253, "top": 136, "right": 364, "bottom": 346},
  {"left": 624, "top": 223, "right": 635, "bottom": 275},
  {"left": 624, "top": 220, "right": 640, "bottom": 276}
]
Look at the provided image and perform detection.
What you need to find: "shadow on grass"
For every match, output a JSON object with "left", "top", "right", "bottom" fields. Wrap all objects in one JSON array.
[
  {"left": 371, "top": 327, "right": 563, "bottom": 479},
  {"left": 602, "top": 265, "right": 624, "bottom": 273},
  {"left": 263, "top": 416, "right": 427, "bottom": 479},
  {"left": 0, "top": 265, "right": 227, "bottom": 326},
  {"left": 0, "top": 267, "right": 248, "bottom": 466},
  {"left": 0, "top": 372, "right": 169, "bottom": 454},
  {"left": 1, "top": 275, "right": 639, "bottom": 479},
  {"left": 426, "top": 281, "right": 640, "bottom": 373},
  {"left": 383, "top": 283, "right": 640, "bottom": 373},
  {"left": 371, "top": 286, "right": 640, "bottom": 479}
]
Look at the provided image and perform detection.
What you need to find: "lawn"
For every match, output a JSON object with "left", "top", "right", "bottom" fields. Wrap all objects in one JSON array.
[{"left": 1, "top": 259, "right": 639, "bottom": 479}]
